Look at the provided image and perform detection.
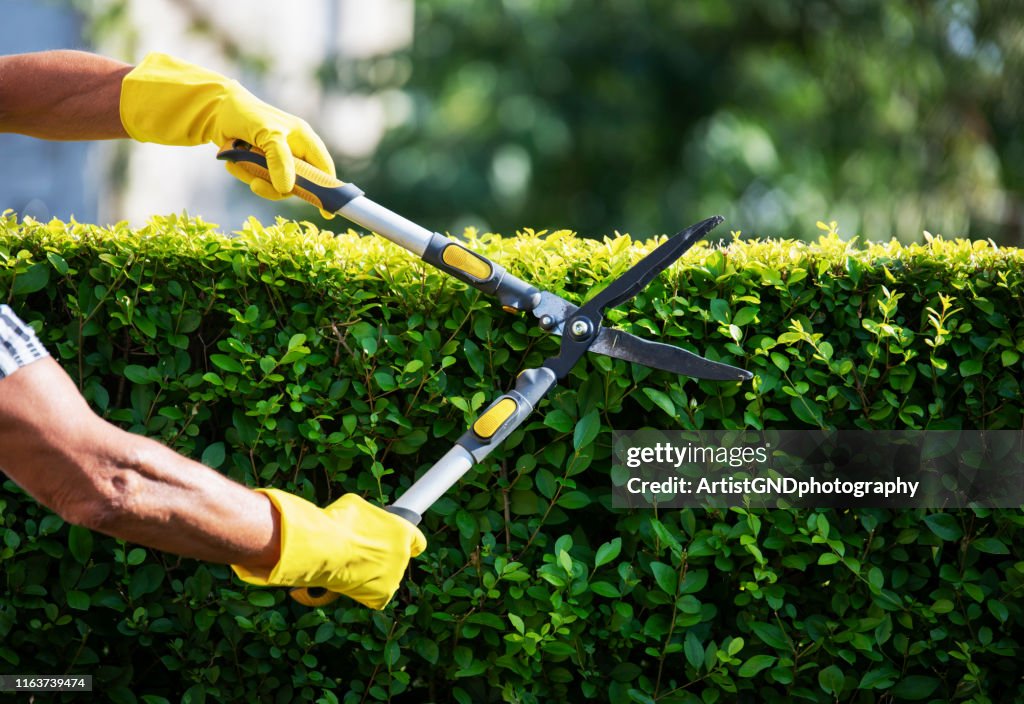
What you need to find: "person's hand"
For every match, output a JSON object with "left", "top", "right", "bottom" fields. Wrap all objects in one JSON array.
[
  {"left": 231, "top": 490, "right": 426, "bottom": 610},
  {"left": 119, "top": 52, "right": 335, "bottom": 216}
]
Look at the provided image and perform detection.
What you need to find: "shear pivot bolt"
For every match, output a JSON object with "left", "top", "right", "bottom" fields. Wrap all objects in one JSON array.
[{"left": 569, "top": 318, "right": 593, "bottom": 340}]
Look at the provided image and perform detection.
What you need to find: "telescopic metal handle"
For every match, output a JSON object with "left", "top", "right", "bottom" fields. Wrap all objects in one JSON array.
[{"left": 216, "top": 140, "right": 541, "bottom": 312}]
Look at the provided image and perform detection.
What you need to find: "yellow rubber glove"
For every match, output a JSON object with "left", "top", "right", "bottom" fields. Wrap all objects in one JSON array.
[
  {"left": 231, "top": 490, "right": 426, "bottom": 610},
  {"left": 120, "top": 52, "right": 335, "bottom": 215}
]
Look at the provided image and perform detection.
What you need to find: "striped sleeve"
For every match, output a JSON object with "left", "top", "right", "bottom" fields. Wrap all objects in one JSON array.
[{"left": 0, "top": 305, "right": 50, "bottom": 380}]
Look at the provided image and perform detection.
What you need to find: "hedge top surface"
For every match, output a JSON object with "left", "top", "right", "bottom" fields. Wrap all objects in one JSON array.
[{"left": 3, "top": 210, "right": 1021, "bottom": 289}]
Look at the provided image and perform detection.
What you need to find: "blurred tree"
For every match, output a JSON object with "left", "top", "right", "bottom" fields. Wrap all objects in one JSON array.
[
  {"left": 59, "top": 0, "right": 1024, "bottom": 243},
  {"left": 318, "top": 0, "right": 1024, "bottom": 244}
]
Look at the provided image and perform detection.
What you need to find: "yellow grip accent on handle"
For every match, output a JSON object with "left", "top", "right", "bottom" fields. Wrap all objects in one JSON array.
[
  {"left": 290, "top": 587, "right": 341, "bottom": 607},
  {"left": 294, "top": 157, "right": 345, "bottom": 189},
  {"left": 441, "top": 244, "right": 492, "bottom": 280},
  {"left": 473, "top": 397, "right": 518, "bottom": 439},
  {"left": 228, "top": 159, "right": 335, "bottom": 211},
  {"left": 219, "top": 140, "right": 345, "bottom": 211}
]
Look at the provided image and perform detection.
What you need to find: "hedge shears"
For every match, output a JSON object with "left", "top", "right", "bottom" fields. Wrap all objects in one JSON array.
[{"left": 217, "top": 140, "right": 752, "bottom": 605}]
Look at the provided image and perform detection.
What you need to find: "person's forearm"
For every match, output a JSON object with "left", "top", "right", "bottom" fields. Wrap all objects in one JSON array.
[
  {"left": 79, "top": 428, "right": 283, "bottom": 568},
  {"left": 0, "top": 50, "right": 131, "bottom": 139},
  {"left": 0, "top": 359, "right": 280, "bottom": 569}
]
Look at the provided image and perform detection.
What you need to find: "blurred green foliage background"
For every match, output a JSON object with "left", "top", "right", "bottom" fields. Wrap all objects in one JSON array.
[
  {"left": 316, "top": 0, "right": 1024, "bottom": 244},
  {"left": 70, "top": 0, "right": 1024, "bottom": 243}
]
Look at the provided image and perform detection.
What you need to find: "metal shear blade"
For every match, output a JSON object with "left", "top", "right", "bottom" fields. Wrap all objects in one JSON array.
[
  {"left": 533, "top": 293, "right": 750, "bottom": 381},
  {"left": 533, "top": 217, "right": 751, "bottom": 381}
]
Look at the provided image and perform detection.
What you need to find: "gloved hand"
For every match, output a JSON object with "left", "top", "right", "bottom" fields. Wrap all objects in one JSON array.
[
  {"left": 119, "top": 52, "right": 335, "bottom": 215},
  {"left": 231, "top": 490, "right": 426, "bottom": 609}
]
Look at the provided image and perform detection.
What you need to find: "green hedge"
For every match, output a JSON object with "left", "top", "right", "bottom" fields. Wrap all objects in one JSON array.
[{"left": 0, "top": 211, "right": 1022, "bottom": 704}]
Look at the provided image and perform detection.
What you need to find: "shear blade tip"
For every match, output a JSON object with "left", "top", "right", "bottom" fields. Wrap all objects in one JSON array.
[{"left": 690, "top": 215, "right": 725, "bottom": 237}]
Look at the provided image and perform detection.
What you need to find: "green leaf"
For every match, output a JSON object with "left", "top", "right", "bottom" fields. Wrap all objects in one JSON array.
[
  {"left": 733, "top": 306, "right": 758, "bottom": 326},
  {"left": 557, "top": 491, "right": 591, "bottom": 509},
  {"left": 770, "top": 351, "right": 790, "bottom": 373},
  {"left": 535, "top": 468, "right": 557, "bottom": 499},
  {"left": 709, "top": 298, "right": 730, "bottom": 323},
  {"left": 590, "top": 581, "right": 621, "bottom": 598},
  {"left": 818, "top": 665, "right": 845, "bottom": 696},
  {"left": 135, "top": 315, "right": 157, "bottom": 339},
  {"left": 958, "top": 359, "right": 982, "bottom": 377},
  {"left": 558, "top": 549, "right": 573, "bottom": 575},
  {"left": 889, "top": 676, "right": 939, "bottom": 700},
  {"left": 988, "top": 599, "right": 1009, "bottom": 623},
  {"left": 66, "top": 590, "right": 90, "bottom": 611},
  {"left": 455, "top": 510, "right": 476, "bottom": 539},
  {"left": 357, "top": 334, "right": 377, "bottom": 356},
  {"left": 642, "top": 388, "right": 675, "bottom": 417},
  {"left": 210, "top": 354, "right": 245, "bottom": 373},
  {"left": 595, "top": 538, "right": 622, "bottom": 568},
  {"left": 738, "top": 654, "right": 776, "bottom": 677},
  {"left": 201, "top": 442, "right": 226, "bottom": 469},
  {"left": 650, "top": 517, "right": 684, "bottom": 558},
  {"left": 684, "top": 631, "right": 704, "bottom": 670},
  {"left": 416, "top": 638, "right": 439, "bottom": 665},
  {"left": 610, "top": 662, "right": 642, "bottom": 682},
  {"left": 468, "top": 613, "right": 507, "bottom": 630},
  {"left": 542, "top": 641, "right": 575, "bottom": 657},
  {"left": 573, "top": 409, "right": 601, "bottom": 451},
  {"left": 650, "top": 561, "right": 677, "bottom": 595},
  {"left": 194, "top": 610, "right": 216, "bottom": 632},
  {"left": 867, "top": 567, "right": 884, "bottom": 590},
  {"left": 727, "top": 637, "right": 744, "bottom": 656},
  {"left": 679, "top": 569, "right": 708, "bottom": 594},
  {"left": 47, "top": 251, "right": 69, "bottom": 275},
  {"left": 510, "top": 489, "right": 541, "bottom": 515},
  {"left": 463, "top": 338, "right": 485, "bottom": 377},
  {"left": 12, "top": 261, "right": 50, "bottom": 294},
  {"left": 68, "top": 525, "right": 93, "bottom": 564},
  {"left": 873, "top": 589, "right": 904, "bottom": 611},
  {"left": 790, "top": 396, "right": 823, "bottom": 426},
  {"left": 858, "top": 667, "right": 897, "bottom": 690},
  {"left": 971, "top": 537, "right": 1009, "bottom": 554},
  {"left": 544, "top": 409, "right": 575, "bottom": 434},
  {"left": 129, "top": 563, "right": 165, "bottom": 599},
  {"left": 923, "top": 513, "right": 962, "bottom": 541},
  {"left": 750, "top": 622, "right": 788, "bottom": 650},
  {"left": 247, "top": 591, "right": 276, "bottom": 608},
  {"left": 39, "top": 514, "right": 63, "bottom": 535},
  {"left": 845, "top": 256, "right": 862, "bottom": 284}
]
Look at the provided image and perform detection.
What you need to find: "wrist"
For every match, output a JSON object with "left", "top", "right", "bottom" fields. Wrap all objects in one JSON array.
[
  {"left": 230, "top": 488, "right": 336, "bottom": 585},
  {"left": 234, "top": 489, "right": 282, "bottom": 572}
]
